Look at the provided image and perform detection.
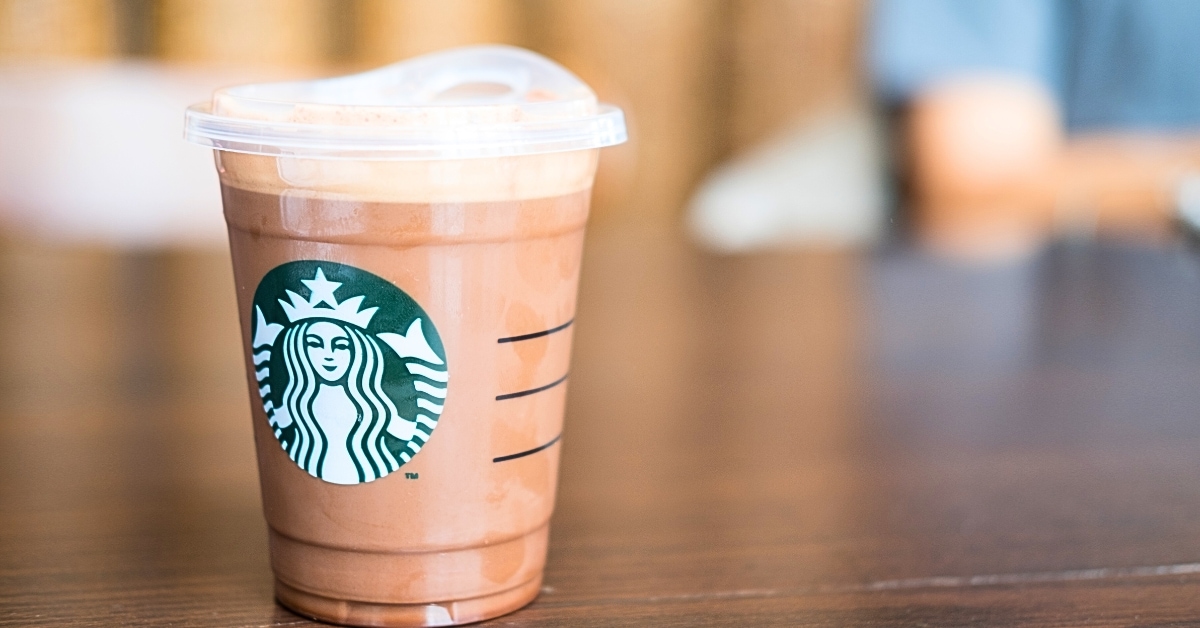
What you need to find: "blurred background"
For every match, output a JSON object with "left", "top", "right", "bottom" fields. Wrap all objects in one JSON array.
[{"left": 4, "top": 0, "right": 1200, "bottom": 545}]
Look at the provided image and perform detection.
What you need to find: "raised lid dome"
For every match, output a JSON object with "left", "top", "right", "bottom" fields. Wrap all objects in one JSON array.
[{"left": 184, "top": 45, "right": 626, "bottom": 160}]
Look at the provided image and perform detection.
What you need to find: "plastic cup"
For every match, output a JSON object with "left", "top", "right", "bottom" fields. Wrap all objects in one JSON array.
[{"left": 185, "top": 46, "right": 626, "bottom": 627}]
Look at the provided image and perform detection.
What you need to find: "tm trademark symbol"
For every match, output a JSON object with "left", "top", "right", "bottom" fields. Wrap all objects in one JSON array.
[{"left": 405, "top": 472, "right": 419, "bottom": 479}]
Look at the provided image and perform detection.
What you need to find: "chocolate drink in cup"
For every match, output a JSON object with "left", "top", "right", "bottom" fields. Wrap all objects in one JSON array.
[{"left": 185, "top": 46, "right": 626, "bottom": 627}]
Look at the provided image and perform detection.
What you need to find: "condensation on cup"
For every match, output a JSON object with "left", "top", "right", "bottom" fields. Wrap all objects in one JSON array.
[{"left": 184, "top": 46, "right": 626, "bottom": 627}]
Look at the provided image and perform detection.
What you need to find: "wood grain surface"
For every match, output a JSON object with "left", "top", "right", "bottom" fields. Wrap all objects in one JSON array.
[{"left": 4, "top": 230, "right": 1200, "bottom": 626}]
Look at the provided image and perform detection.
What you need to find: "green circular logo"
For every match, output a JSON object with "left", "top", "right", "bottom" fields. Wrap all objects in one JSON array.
[{"left": 250, "top": 261, "right": 447, "bottom": 485}]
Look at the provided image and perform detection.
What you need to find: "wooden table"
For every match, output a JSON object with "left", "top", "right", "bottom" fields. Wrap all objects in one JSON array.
[{"left": 5, "top": 230, "right": 1200, "bottom": 626}]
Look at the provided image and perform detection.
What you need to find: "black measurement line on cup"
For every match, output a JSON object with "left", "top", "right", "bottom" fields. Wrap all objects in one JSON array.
[
  {"left": 497, "top": 318, "right": 574, "bottom": 344},
  {"left": 495, "top": 373, "right": 569, "bottom": 401},
  {"left": 493, "top": 433, "right": 562, "bottom": 463}
]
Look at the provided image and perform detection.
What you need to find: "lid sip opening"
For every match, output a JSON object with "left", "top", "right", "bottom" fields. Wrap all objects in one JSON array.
[{"left": 184, "top": 46, "right": 627, "bottom": 161}]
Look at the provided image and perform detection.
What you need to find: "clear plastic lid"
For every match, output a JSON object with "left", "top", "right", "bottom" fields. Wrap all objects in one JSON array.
[{"left": 184, "top": 45, "right": 627, "bottom": 161}]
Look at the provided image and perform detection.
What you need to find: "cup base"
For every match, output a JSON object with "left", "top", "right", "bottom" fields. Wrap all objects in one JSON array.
[{"left": 275, "top": 575, "right": 542, "bottom": 627}]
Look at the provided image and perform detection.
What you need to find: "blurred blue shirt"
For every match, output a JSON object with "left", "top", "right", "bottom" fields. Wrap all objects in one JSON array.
[{"left": 870, "top": 0, "right": 1200, "bottom": 131}]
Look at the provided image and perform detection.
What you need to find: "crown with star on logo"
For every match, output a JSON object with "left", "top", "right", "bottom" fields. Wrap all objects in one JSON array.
[{"left": 279, "top": 267, "right": 378, "bottom": 328}]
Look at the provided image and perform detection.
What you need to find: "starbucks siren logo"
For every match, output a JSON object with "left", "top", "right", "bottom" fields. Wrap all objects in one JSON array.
[{"left": 251, "top": 260, "right": 447, "bottom": 485}]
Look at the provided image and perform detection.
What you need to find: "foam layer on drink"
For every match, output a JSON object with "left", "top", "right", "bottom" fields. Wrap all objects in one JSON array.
[{"left": 217, "top": 150, "right": 597, "bottom": 204}]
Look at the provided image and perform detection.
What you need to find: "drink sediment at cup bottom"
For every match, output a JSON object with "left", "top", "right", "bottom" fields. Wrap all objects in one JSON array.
[{"left": 221, "top": 185, "right": 591, "bottom": 626}]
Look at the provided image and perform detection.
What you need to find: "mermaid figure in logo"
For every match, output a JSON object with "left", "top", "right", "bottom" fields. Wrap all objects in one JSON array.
[{"left": 253, "top": 268, "right": 446, "bottom": 484}]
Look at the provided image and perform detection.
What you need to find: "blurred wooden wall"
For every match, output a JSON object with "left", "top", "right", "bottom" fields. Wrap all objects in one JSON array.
[
  {"left": 155, "top": 0, "right": 336, "bottom": 67},
  {"left": 0, "top": 0, "right": 866, "bottom": 222},
  {"left": 0, "top": 0, "right": 120, "bottom": 406},
  {"left": 355, "top": 0, "right": 523, "bottom": 65},
  {"left": 728, "top": 0, "right": 866, "bottom": 152},
  {"left": 0, "top": 0, "right": 116, "bottom": 57}
]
